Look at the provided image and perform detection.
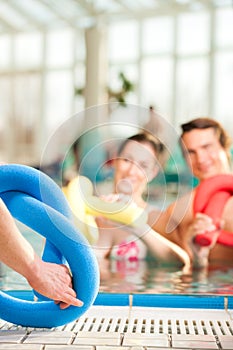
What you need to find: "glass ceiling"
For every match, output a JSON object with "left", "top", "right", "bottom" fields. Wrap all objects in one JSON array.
[{"left": 0, "top": 0, "right": 231, "bottom": 33}]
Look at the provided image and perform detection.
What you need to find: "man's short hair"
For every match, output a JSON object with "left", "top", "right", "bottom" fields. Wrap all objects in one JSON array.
[{"left": 181, "top": 117, "right": 232, "bottom": 151}]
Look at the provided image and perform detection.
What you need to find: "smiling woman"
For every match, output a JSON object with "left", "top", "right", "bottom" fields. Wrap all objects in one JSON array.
[
  {"left": 91, "top": 132, "right": 191, "bottom": 271},
  {"left": 114, "top": 133, "right": 162, "bottom": 206}
]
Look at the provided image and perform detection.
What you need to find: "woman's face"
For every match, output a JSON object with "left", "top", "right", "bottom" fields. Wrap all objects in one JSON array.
[{"left": 114, "top": 140, "right": 158, "bottom": 196}]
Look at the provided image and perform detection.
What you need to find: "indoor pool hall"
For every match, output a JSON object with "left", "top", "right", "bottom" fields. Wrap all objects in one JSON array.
[{"left": 0, "top": 0, "right": 233, "bottom": 349}]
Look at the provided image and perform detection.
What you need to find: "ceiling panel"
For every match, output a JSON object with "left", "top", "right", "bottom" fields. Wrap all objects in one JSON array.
[{"left": 0, "top": 0, "right": 231, "bottom": 33}]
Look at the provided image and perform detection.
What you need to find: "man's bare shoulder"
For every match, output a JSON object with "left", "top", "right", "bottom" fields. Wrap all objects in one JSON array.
[
  {"left": 152, "top": 189, "right": 195, "bottom": 234},
  {"left": 168, "top": 190, "right": 195, "bottom": 211},
  {"left": 164, "top": 190, "right": 195, "bottom": 231}
]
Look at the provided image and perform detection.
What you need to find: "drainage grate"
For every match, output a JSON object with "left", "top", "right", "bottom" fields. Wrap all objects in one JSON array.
[
  {"left": 1, "top": 306, "right": 233, "bottom": 338},
  {"left": 1, "top": 306, "right": 233, "bottom": 349},
  {"left": 63, "top": 306, "right": 233, "bottom": 338},
  {"left": 71, "top": 315, "right": 233, "bottom": 337}
]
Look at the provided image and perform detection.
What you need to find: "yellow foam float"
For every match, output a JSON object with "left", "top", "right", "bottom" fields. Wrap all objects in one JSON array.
[{"left": 63, "top": 176, "right": 148, "bottom": 244}]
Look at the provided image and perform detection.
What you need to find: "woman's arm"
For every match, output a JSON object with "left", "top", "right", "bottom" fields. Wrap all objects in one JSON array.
[{"left": 130, "top": 224, "right": 191, "bottom": 272}]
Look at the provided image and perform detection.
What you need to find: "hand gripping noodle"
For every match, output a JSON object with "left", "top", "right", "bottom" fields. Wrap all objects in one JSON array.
[
  {"left": 0, "top": 164, "right": 99, "bottom": 328},
  {"left": 63, "top": 176, "right": 148, "bottom": 244},
  {"left": 193, "top": 174, "right": 233, "bottom": 247}
]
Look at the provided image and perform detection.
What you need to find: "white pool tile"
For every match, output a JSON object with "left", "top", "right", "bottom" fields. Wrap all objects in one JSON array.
[
  {"left": 0, "top": 330, "right": 26, "bottom": 343},
  {"left": 24, "top": 330, "right": 73, "bottom": 345},
  {"left": 73, "top": 337, "right": 120, "bottom": 346},
  {"left": 45, "top": 346, "right": 94, "bottom": 350},
  {"left": 123, "top": 333, "right": 169, "bottom": 347},
  {"left": 172, "top": 340, "right": 218, "bottom": 349},
  {"left": 0, "top": 345, "right": 43, "bottom": 350}
]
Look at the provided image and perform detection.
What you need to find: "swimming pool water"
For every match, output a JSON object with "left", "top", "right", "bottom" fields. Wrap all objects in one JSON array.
[
  {"left": 98, "top": 258, "right": 233, "bottom": 295},
  {"left": 1, "top": 223, "right": 232, "bottom": 296}
]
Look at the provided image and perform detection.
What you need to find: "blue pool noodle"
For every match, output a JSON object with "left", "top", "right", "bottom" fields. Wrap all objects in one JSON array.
[{"left": 0, "top": 164, "right": 99, "bottom": 328}]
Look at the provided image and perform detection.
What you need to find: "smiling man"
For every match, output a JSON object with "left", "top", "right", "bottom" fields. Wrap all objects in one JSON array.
[
  {"left": 153, "top": 117, "right": 233, "bottom": 267},
  {"left": 181, "top": 118, "right": 231, "bottom": 181}
]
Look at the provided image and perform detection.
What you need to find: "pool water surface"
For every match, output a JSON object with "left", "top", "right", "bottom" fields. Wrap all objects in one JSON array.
[{"left": 1, "top": 223, "right": 232, "bottom": 296}]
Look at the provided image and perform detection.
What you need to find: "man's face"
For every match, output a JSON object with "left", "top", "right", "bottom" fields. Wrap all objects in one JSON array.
[{"left": 181, "top": 128, "right": 230, "bottom": 181}]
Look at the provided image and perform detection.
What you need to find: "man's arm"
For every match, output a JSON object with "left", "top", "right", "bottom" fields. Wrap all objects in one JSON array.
[{"left": 0, "top": 199, "right": 83, "bottom": 309}]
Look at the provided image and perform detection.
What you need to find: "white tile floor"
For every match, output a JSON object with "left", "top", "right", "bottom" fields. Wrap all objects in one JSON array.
[{"left": 1, "top": 305, "right": 233, "bottom": 349}]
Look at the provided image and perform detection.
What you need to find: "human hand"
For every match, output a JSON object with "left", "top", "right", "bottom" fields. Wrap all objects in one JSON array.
[
  {"left": 93, "top": 192, "right": 147, "bottom": 227},
  {"left": 95, "top": 193, "right": 131, "bottom": 227},
  {"left": 27, "top": 255, "right": 83, "bottom": 309},
  {"left": 100, "top": 193, "right": 132, "bottom": 204},
  {"left": 99, "top": 193, "right": 119, "bottom": 202},
  {"left": 190, "top": 212, "right": 221, "bottom": 246},
  {"left": 187, "top": 213, "right": 222, "bottom": 267},
  {"left": 95, "top": 194, "right": 127, "bottom": 227}
]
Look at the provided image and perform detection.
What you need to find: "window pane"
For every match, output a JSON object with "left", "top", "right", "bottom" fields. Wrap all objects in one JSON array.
[
  {"left": 14, "top": 32, "right": 42, "bottom": 68},
  {"left": 46, "top": 28, "right": 74, "bottom": 67},
  {"left": 216, "top": 8, "right": 233, "bottom": 48},
  {"left": 142, "top": 17, "right": 174, "bottom": 54},
  {"left": 214, "top": 52, "right": 233, "bottom": 134},
  {"left": 0, "top": 77, "right": 11, "bottom": 158},
  {"left": 108, "top": 21, "right": 138, "bottom": 62},
  {"left": 13, "top": 73, "right": 41, "bottom": 162},
  {"left": 43, "top": 71, "right": 77, "bottom": 164},
  {"left": 0, "top": 74, "right": 41, "bottom": 162},
  {"left": 74, "top": 63, "right": 85, "bottom": 87},
  {"left": 0, "top": 35, "right": 11, "bottom": 69},
  {"left": 14, "top": 74, "right": 41, "bottom": 127},
  {"left": 176, "top": 57, "right": 209, "bottom": 123},
  {"left": 44, "top": 71, "right": 73, "bottom": 132},
  {"left": 177, "top": 12, "right": 210, "bottom": 55},
  {"left": 75, "top": 29, "right": 86, "bottom": 61},
  {"left": 141, "top": 56, "right": 173, "bottom": 117}
]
